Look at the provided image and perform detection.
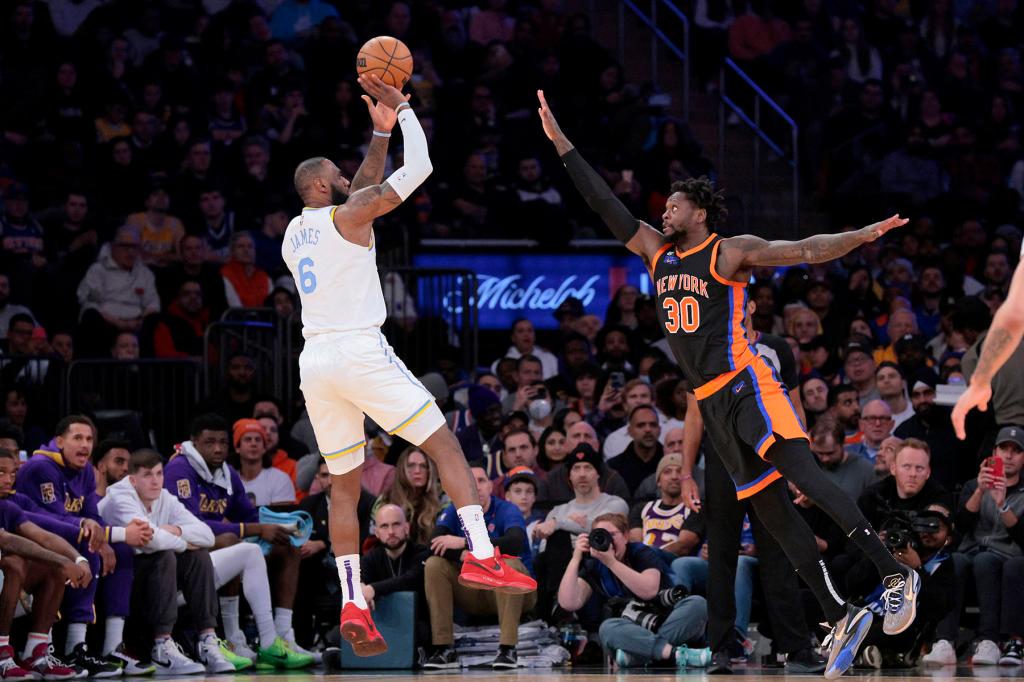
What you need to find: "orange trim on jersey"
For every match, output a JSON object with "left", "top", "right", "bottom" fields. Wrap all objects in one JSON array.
[
  {"left": 727, "top": 285, "right": 755, "bottom": 371},
  {"left": 674, "top": 233, "right": 716, "bottom": 260},
  {"left": 748, "top": 356, "right": 809, "bottom": 459},
  {"left": 692, "top": 355, "right": 755, "bottom": 400},
  {"left": 647, "top": 243, "right": 673, "bottom": 279},
  {"left": 736, "top": 469, "right": 783, "bottom": 499},
  {"left": 709, "top": 239, "right": 749, "bottom": 286}
]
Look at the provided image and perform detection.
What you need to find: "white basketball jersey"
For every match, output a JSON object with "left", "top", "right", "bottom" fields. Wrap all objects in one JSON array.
[{"left": 282, "top": 206, "right": 386, "bottom": 337}]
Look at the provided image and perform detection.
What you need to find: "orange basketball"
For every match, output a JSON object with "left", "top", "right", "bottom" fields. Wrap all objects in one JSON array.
[{"left": 356, "top": 36, "right": 413, "bottom": 90}]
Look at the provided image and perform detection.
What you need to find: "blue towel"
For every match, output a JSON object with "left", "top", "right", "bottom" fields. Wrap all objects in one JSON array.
[{"left": 246, "top": 507, "right": 314, "bottom": 555}]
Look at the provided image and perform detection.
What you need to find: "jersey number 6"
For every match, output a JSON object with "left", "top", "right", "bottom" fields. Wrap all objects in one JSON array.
[
  {"left": 298, "top": 257, "right": 317, "bottom": 294},
  {"left": 663, "top": 296, "right": 700, "bottom": 333}
]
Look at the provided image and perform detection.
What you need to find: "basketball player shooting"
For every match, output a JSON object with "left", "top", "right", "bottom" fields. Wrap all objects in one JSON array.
[
  {"left": 537, "top": 90, "right": 916, "bottom": 678},
  {"left": 284, "top": 74, "right": 535, "bottom": 657}
]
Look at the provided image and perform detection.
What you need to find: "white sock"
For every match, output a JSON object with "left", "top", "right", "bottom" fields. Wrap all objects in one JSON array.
[
  {"left": 22, "top": 633, "right": 47, "bottom": 660},
  {"left": 219, "top": 596, "right": 241, "bottom": 642},
  {"left": 335, "top": 555, "right": 368, "bottom": 609},
  {"left": 103, "top": 616, "right": 124, "bottom": 656},
  {"left": 273, "top": 608, "right": 293, "bottom": 638},
  {"left": 457, "top": 505, "right": 495, "bottom": 559},
  {"left": 65, "top": 623, "right": 87, "bottom": 655}
]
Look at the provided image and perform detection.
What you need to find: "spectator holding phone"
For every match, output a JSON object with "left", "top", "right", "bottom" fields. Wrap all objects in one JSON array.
[{"left": 940, "top": 426, "right": 1024, "bottom": 666}]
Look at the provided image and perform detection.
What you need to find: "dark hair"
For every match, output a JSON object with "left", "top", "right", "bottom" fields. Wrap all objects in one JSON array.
[
  {"left": 129, "top": 448, "right": 164, "bottom": 473},
  {"left": 516, "top": 354, "right": 542, "bottom": 371},
  {"left": 670, "top": 176, "right": 728, "bottom": 229},
  {"left": 875, "top": 361, "right": 903, "bottom": 379},
  {"left": 827, "top": 384, "right": 858, "bottom": 408},
  {"left": 536, "top": 425, "right": 566, "bottom": 470},
  {"left": 628, "top": 404, "right": 658, "bottom": 423},
  {"left": 0, "top": 424, "right": 23, "bottom": 448},
  {"left": 951, "top": 296, "right": 992, "bottom": 334},
  {"left": 0, "top": 448, "right": 16, "bottom": 461},
  {"left": 7, "top": 313, "right": 33, "bottom": 332},
  {"left": 502, "top": 428, "right": 536, "bottom": 448},
  {"left": 92, "top": 438, "right": 131, "bottom": 466},
  {"left": 466, "top": 459, "right": 488, "bottom": 472},
  {"left": 189, "top": 413, "right": 229, "bottom": 439},
  {"left": 655, "top": 377, "right": 684, "bottom": 418},
  {"left": 509, "top": 317, "right": 531, "bottom": 334},
  {"left": 55, "top": 414, "right": 96, "bottom": 438}
]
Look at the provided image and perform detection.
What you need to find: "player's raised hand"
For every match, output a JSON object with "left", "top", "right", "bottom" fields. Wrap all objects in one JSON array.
[
  {"left": 361, "top": 89, "right": 410, "bottom": 132},
  {"left": 863, "top": 214, "right": 908, "bottom": 241},
  {"left": 537, "top": 90, "right": 572, "bottom": 150},
  {"left": 951, "top": 380, "right": 991, "bottom": 440},
  {"left": 357, "top": 74, "right": 408, "bottom": 111}
]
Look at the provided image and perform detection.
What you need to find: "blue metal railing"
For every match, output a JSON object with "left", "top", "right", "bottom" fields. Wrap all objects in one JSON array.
[
  {"left": 617, "top": 0, "right": 691, "bottom": 121},
  {"left": 718, "top": 57, "right": 800, "bottom": 233}
]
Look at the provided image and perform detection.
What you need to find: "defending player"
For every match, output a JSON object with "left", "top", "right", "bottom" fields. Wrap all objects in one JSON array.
[
  {"left": 284, "top": 75, "right": 535, "bottom": 656},
  {"left": 537, "top": 90, "right": 916, "bottom": 679}
]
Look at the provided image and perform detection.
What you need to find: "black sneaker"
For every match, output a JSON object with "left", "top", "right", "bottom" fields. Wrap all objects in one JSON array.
[
  {"left": 66, "top": 644, "right": 122, "bottom": 678},
  {"left": 786, "top": 646, "right": 826, "bottom": 674},
  {"left": 1000, "top": 638, "right": 1024, "bottom": 666},
  {"left": 708, "top": 649, "right": 733, "bottom": 675},
  {"left": 492, "top": 646, "right": 517, "bottom": 669},
  {"left": 422, "top": 647, "right": 458, "bottom": 670}
]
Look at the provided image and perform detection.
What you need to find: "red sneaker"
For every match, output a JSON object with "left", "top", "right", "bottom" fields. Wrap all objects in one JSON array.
[
  {"left": 0, "top": 646, "right": 31, "bottom": 680},
  {"left": 458, "top": 552, "right": 537, "bottom": 594},
  {"left": 340, "top": 602, "right": 388, "bottom": 657},
  {"left": 22, "top": 643, "right": 75, "bottom": 680}
]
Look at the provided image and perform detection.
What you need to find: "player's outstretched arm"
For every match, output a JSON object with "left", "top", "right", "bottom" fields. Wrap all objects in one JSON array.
[
  {"left": 335, "top": 75, "right": 431, "bottom": 231},
  {"left": 536, "top": 90, "right": 665, "bottom": 265},
  {"left": 721, "top": 214, "right": 908, "bottom": 269},
  {"left": 952, "top": 258, "right": 1024, "bottom": 439},
  {"left": 348, "top": 86, "right": 411, "bottom": 193}
]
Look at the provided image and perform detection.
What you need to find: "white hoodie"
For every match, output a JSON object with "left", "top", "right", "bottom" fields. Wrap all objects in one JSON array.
[{"left": 99, "top": 477, "right": 214, "bottom": 554}]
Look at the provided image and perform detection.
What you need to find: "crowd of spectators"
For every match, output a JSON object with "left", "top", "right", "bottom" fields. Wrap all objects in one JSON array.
[{"left": 2, "top": 0, "right": 1024, "bottom": 674}]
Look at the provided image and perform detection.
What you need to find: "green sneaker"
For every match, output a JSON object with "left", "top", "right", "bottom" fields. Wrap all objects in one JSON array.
[
  {"left": 218, "top": 641, "right": 253, "bottom": 671},
  {"left": 256, "top": 637, "right": 314, "bottom": 669}
]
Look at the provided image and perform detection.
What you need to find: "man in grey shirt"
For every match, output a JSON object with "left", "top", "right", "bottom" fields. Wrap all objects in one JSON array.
[{"left": 810, "top": 416, "right": 878, "bottom": 500}]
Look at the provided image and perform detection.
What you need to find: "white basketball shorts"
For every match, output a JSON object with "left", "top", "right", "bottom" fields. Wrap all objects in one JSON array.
[{"left": 299, "top": 329, "right": 445, "bottom": 475}]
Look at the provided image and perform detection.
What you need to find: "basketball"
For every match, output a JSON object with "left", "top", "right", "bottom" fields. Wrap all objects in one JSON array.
[{"left": 356, "top": 36, "right": 413, "bottom": 90}]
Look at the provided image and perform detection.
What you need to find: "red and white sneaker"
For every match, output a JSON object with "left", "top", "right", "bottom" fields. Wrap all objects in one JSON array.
[
  {"left": 0, "top": 646, "right": 31, "bottom": 680},
  {"left": 22, "top": 644, "right": 75, "bottom": 680},
  {"left": 340, "top": 602, "right": 388, "bottom": 657},
  {"left": 458, "top": 552, "right": 537, "bottom": 594}
]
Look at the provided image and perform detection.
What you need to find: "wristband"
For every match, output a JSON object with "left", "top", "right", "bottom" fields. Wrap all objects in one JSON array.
[
  {"left": 395, "top": 102, "right": 412, "bottom": 114},
  {"left": 1000, "top": 502, "right": 1012, "bottom": 514},
  {"left": 372, "top": 130, "right": 391, "bottom": 138},
  {"left": 74, "top": 556, "right": 89, "bottom": 565}
]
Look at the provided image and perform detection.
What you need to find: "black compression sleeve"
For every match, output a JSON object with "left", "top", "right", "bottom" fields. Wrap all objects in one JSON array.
[{"left": 560, "top": 148, "right": 639, "bottom": 244}]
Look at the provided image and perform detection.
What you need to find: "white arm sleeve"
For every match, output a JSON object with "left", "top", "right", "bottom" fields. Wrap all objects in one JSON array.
[{"left": 384, "top": 108, "right": 433, "bottom": 201}]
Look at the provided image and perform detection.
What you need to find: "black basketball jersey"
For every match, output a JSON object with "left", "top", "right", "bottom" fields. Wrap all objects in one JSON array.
[{"left": 651, "top": 233, "right": 757, "bottom": 392}]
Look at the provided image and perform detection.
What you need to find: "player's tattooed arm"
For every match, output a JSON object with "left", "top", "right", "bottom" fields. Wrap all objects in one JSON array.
[
  {"left": 333, "top": 182, "right": 402, "bottom": 231},
  {"left": 723, "top": 214, "right": 908, "bottom": 269},
  {"left": 349, "top": 135, "right": 389, "bottom": 193}
]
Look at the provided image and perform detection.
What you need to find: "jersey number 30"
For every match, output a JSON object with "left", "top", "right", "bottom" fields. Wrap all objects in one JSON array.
[
  {"left": 298, "top": 257, "right": 317, "bottom": 293},
  {"left": 663, "top": 296, "right": 700, "bottom": 333}
]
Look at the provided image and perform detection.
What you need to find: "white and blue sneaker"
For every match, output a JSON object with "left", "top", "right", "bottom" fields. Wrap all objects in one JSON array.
[
  {"left": 614, "top": 649, "right": 640, "bottom": 669},
  {"left": 882, "top": 569, "right": 920, "bottom": 635},
  {"left": 823, "top": 604, "right": 874, "bottom": 679}
]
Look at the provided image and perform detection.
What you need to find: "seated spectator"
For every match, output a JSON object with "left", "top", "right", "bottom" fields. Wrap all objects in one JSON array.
[
  {"left": 629, "top": 454, "right": 701, "bottom": 557},
  {"left": 221, "top": 231, "right": 272, "bottom": 309},
  {"left": 99, "top": 449, "right": 236, "bottom": 674},
  {"left": 847, "top": 503, "right": 956, "bottom": 668},
  {"left": 156, "top": 234, "right": 228, "bottom": 317},
  {"left": 196, "top": 186, "right": 237, "bottom": 264},
  {"left": 0, "top": 271, "right": 36, "bottom": 341},
  {"left": 76, "top": 226, "right": 160, "bottom": 358},
  {"left": 608, "top": 406, "right": 664, "bottom": 496},
  {"left": 875, "top": 363, "right": 914, "bottom": 428},
  {"left": 232, "top": 419, "right": 295, "bottom": 506},
  {"left": 422, "top": 463, "right": 534, "bottom": 670},
  {"left": 149, "top": 279, "right": 208, "bottom": 358},
  {"left": 0, "top": 183, "right": 46, "bottom": 272},
  {"left": 0, "top": 386, "right": 46, "bottom": 452},
  {"left": 490, "top": 428, "right": 547, "bottom": 492},
  {"left": 457, "top": 385, "right": 504, "bottom": 462},
  {"left": 92, "top": 439, "right": 131, "bottom": 498},
  {"left": 599, "top": 379, "right": 653, "bottom": 457},
  {"left": 810, "top": 416, "right": 878, "bottom": 501},
  {"left": 0, "top": 448, "right": 90, "bottom": 679},
  {"left": 503, "top": 467, "right": 545, "bottom": 551},
  {"left": 361, "top": 504, "right": 431, "bottom": 645},
  {"left": 377, "top": 446, "right": 444, "bottom": 547},
  {"left": 492, "top": 319, "right": 559, "bottom": 379},
  {"left": 844, "top": 339, "right": 879, "bottom": 406},
  {"left": 846, "top": 400, "right": 894, "bottom": 464},
  {"left": 16, "top": 416, "right": 146, "bottom": 676},
  {"left": 256, "top": 415, "right": 305, "bottom": 499},
  {"left": 125, "top": 181, "right": 185, "bottom": 268},
  {"left": 829, "top": 384, "right": 862, "bottom": 447},
  {"left": 196, "top": 353, "right": 259, "bottom": 425},
  {"left": 937, "top": 428, "right": 1024, "bottom": 666},
  {"left": 875, "top": 436, "right": 901, "bottom": 479},
  {"left": 893, "top": 371, "right": 962, "bottom": 490},
  {"left": 111, "top": 331, "right": 140, "bottom": 360},
  {"left": 539, "top": 422, "right": 631, "bottom": 502},
  {"left": 163, "top": 414, "right": 314, "bottom": 667},
  {"left": 557, "top": 512, "right": 708, "bottom": 668},
  {"left": 857, "top": 439, "right": 952, "bottom": 534},
  {"left": 501, "top": 355, "right": 545, "bottom": 413},
  {"left": 536, "top": 425, "right": 568, "bottom": 471}
]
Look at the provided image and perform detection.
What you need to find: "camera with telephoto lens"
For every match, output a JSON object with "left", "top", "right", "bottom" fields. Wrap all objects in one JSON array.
[
  {"left": 589, "top": 527, "right": 613, "bottom": 552},
  {"left": 621, "top": 586, "right": 689, "bottom": 632},
  {"left": 880, "top": 507, "right": 942, "bottom": 551}
]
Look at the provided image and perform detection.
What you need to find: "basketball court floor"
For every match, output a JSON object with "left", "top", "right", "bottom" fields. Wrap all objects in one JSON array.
[{"left": 206, "top": 668, "right": 1009, "bottom": 680}]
